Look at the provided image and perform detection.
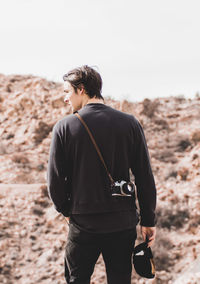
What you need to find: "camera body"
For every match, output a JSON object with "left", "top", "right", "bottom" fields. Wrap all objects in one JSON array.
[{"left": 111, "top": 180, "right": 136, "bottom": 197}]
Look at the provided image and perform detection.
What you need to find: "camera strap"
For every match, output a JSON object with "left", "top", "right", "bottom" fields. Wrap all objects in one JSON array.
[{"left": 74, "top": 112, "right": 115, "bottom": 186}]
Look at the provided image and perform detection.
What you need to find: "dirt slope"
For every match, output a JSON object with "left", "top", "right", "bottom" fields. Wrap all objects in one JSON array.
[{"left": 0, "top": 74, "right": 200, "bottom": 283}]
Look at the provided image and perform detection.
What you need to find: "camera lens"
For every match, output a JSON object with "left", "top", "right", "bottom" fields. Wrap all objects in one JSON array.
[{"left": 122, "top": 182, "right": 134, "bottom": 195}]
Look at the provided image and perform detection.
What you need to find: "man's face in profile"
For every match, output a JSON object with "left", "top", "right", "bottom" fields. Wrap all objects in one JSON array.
[{"left": 64, "top": 81, "right": 83, "bottom": 112}]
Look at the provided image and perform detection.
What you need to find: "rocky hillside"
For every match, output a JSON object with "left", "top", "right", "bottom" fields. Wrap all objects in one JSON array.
[{"left": 0, "top": 74, "right": 200, "bottom": 283}]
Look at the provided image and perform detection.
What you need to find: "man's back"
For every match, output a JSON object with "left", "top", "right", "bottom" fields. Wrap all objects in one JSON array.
[{"left": 49, "top": 102, "right": 156, "bottom": 227}]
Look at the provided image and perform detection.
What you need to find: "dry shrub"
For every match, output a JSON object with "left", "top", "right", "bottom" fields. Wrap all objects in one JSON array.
[
  {"left": 153, "top": 229, "right": 174, "bottom": 271},
  {"left": 33, "top": 121, "right": 53, "bottom": 144},
  {"left": 192, "top": 153, "right": 198, "bottom": 160},
  {"left": 31, "top": 204, "right": 44, "bottom": 216},
  {"left": 153, "top": 118, "right": 169, "bottom": 130},
  {"left": 11, "top": 154, "right": 29, "bottom": 164},
  {"left": 165, "top": 170, "right": 177, "bottom": 180},
  {"left": 152, "top": 149, "right": 178, "bottom": 163},
  {"left": 34, "top": 198, "right": 50, "bottom": 208},
  {"left": 119, "top": 99, "right": 134, "bottom": 114},
  {"left": 178, "top": 167, "right": 189, "bottom": 181},
  {"left": 6, "top": 83, "right": 12, "bottom": 92},
  {"left": 140, "top": 98, "right": 159, "bottom": 118},
  {"left": 175, "top": 94, "right": 185, "bottom": 103},
  {"left": 192, "top": 131, "right": 200, "bottom": 144},
  {"left": 6, "top": 133, "right": 15, "bottom": 140},
  {"left": 40, "top": 184, "right": 49, "bottom": 198},
  {"left": 188, "top": 214, "right": 200, "bottom": 232},
  {"left": 176, "top": 139, "right": 191, "bottom": 152},
  {"left": 37, "top": 164, "right": 45, "bottom": 171},
  {"left": 156, "top": 205, "right": 190, "bottom": 230}
]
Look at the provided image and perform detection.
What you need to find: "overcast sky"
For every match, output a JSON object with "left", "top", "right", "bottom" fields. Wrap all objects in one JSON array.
[{"left": 0, "top": 0, "right": 200, "bottom": 102}]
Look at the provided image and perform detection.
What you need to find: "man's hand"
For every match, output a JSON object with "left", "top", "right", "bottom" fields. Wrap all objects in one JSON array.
[{"left": 141, "top": 226, "right": 156, "bottom": 247}]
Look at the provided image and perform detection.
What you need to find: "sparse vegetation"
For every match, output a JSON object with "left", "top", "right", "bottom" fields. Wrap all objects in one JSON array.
[
  {"left": 152, "top": 149, "right": 177, "bottom": 163},
  {"left": 178, "top": 167, "right": 189, "bottom": 181},
  {"left": 156, "top": 205, "right": 190, "bottom": 230},
  {"left": 153, "top": 118, "right": 169, "bottom": 130},
  {"left": 192, "top": 130, "right": 200, "bottom": 144},
  {"left": 33, "top": 121, "right": 53, "bottom": 144},
  {"left": 175, "top": 94, "right": 186, "bottom": 103},
  {"left": 1, "top": 74, "right": 200, "bottom": 282},
  {"left": 177, "top": 139, "right": 191, "bottom": 151},
  {"left": 12, "top": 154, "right": 29, "bottom": 164},
  {"left": 165, "top": 170, "right": 178, "bottom": 180},
  {"left": 141, "top": 98, "right": 159, "bottom": 118},
  {"left": 153, "top": 229, "right": 175, "bottom": 271}
]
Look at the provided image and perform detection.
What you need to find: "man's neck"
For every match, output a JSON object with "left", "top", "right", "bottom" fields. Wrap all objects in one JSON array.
[{"left": 82, "top": 97, "right": 104, "bottom": 108}]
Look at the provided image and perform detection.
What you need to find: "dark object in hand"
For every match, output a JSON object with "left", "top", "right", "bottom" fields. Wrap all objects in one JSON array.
[{"left": 133, "top": 241, "right": 155, "bottom": 279}]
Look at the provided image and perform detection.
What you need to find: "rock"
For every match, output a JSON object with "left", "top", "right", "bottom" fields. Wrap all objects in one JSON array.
[
  {"left": 20, "top": 229, "right": 27, "bottom": 238},
  {"left": 17, "top": 93, "right": 34, "bottom": 111},
  {"left": 36, "top": 249, "right": 54, "bottom": 266}
]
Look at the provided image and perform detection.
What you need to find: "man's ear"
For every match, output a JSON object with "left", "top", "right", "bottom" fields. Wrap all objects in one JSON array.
[{"left": 79, "top": 85, "right": 86, "bottom": 96}]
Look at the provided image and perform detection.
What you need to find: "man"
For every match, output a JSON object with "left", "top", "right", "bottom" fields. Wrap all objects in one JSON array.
[{"left": 47, "top": 65, "right": 156, "bottom": 284}]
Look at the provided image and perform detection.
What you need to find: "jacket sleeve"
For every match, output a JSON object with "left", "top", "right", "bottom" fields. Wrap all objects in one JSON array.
[
  {"left": 131, "top": 119, "right": 156, "bottom": 227},
  {"left": 47, "top": 123, "right": 71, "bottom": 217}
]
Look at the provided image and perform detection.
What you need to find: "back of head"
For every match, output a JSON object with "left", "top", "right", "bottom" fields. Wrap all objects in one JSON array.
[{"left": 63, "top": 65, "right": 103, "bottom": 100}]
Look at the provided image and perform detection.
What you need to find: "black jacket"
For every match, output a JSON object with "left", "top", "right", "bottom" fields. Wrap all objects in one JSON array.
[{"left": 47, "top": 103, "right": 156, "bottom": 226}]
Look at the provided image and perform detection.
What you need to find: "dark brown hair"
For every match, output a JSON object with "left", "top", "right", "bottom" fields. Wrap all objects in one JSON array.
[{"left": 63, "top": 65, "right": 103, "bottom": 100}]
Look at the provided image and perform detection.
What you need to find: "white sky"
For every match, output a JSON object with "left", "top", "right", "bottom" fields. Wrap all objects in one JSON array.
[{"left": 0, "top": 0, "right": 200, "bottom": 102}]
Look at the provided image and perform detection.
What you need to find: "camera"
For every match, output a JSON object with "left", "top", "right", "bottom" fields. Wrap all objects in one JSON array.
[{"left": 111, "top": 180, "right": 136, "bottom": 197}]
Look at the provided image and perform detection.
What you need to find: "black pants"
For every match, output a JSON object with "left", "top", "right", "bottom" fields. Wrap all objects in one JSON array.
[{"left": 64, "top": 223, "right": 137, "bottom": 284}]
